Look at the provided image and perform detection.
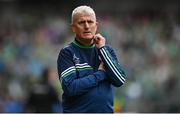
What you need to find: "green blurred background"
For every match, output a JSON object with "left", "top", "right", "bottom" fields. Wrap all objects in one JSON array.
[{"left": 0, "top": 0, "right": 180, "bottom": 113}]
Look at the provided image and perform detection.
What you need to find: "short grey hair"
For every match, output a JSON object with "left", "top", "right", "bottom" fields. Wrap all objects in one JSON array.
[{"left": 71, "top": 5, "right": 96, "bottom": 24}]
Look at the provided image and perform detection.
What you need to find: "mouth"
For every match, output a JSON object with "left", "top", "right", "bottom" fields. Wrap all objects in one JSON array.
[{"left": 83, "top": 31, "right": 91, "bottom": 34}]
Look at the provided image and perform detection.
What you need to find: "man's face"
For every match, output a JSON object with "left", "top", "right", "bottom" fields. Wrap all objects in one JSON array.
[{"left": 71, "top": 13, "right": 98, "bottom": 40}]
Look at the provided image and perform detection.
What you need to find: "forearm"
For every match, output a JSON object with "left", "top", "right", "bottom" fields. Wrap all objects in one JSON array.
[
  {"left": 98, "top": 45, "right": 126, "bottom": 87},
  {"left": 61, "top": 70, "right": 106, "bottom": 96}
]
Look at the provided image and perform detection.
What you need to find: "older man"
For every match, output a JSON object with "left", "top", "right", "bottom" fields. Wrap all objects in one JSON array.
[{"left": 57, "top": 5, "right": 126, "bottom": 113}]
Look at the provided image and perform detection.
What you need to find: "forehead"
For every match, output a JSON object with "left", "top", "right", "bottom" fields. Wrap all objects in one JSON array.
[{"left": 73, "top": 13, "right": 96, "bottom": 22}]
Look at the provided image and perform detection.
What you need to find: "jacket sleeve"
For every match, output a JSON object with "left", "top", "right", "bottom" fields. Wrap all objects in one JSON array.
[
  {"left": 98, "top": 45, "right": 126, "bottom": 87},
  {"left": 57, "top": 48, "right": 106, "bottom": 97}
]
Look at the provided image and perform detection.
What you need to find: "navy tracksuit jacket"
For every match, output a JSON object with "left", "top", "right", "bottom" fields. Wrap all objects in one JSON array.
[{"left": 57, "top": 39, "right": 126, "bottom": 113}]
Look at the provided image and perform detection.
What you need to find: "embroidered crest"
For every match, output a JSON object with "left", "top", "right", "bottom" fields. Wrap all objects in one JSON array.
[{"left": 73, "top": 54, "right": 80, "bottom": 64}]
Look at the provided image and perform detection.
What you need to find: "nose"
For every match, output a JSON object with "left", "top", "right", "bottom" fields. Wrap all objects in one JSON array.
[{"left": 84, "top": 21, "right": 90, "bottom": 29}]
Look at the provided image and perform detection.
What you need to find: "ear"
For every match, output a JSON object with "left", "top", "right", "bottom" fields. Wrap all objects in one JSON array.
[
  {"left": 95, "top": 22, "right": 98, "bottom": 31},
  {"left": 96, "top": 22, "right": 99, "bottom": 26},
  {"left": 95, "top": 22, "right": 98, "bottom": 29},
  {"left": 71, "top": 24, "right": 75, "bottom": 33}
]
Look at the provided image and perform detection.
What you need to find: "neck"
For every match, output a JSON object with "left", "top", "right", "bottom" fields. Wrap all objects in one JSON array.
[{"left": 75, "top": 37, "right": 94, "bottom": 46}]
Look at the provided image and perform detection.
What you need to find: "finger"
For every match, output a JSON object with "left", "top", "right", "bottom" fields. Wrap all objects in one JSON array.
[
  {"left": 94, "top": 36, "right": 99, "bottom": 42},
  {"left": 95, "top": 36, "right": 100, "bottom": 41}
]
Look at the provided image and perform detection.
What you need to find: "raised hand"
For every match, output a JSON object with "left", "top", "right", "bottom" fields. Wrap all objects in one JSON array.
[{"left": 93, "top": 33, "right": 106, "bottom": 49}]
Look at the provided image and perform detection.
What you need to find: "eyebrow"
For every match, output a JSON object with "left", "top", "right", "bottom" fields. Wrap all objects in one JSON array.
[{"left": 78, "top": 20, "right": 94, "bottom": 23}]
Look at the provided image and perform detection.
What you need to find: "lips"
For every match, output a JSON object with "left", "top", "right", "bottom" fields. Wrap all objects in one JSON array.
[{"left": 83, "top": 31, "right": 91, "bottom": 34}]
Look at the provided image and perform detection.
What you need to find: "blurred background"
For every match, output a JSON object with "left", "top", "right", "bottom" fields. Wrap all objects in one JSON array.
[{"left": 0, "top": 0, "right": 180, "bottom": 113}]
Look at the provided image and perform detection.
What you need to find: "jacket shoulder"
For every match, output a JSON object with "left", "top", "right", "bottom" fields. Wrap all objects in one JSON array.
[{"left": 60, "top": 43, "right": 74, "bottom": 53}]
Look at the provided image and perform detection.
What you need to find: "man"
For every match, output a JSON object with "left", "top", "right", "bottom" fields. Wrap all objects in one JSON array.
[{"left": 57, "top": 5, "right": 126, "bottom": 113}]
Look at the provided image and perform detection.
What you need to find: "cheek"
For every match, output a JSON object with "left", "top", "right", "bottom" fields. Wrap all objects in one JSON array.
[
  {"left": 77, "top": 26, "right": 84, "bottom": 31},
  {"left": 92, "top": 26, "right": 97, "bottom": 33},
  {"left": 73, "top": 27, "right": 83, "bottom": 33},
  {"left": 76, "top": 29, "right": 84, "bottom": 36}
]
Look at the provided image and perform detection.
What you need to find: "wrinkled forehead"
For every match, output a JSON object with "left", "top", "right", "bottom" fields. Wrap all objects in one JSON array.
[{"left": 72, "top": 12, "right": 96, "bottom": 24}]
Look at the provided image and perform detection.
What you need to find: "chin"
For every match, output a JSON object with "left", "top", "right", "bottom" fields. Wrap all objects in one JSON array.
[{"left": 83, "top": 35, "right": 93, "bottom": 39}]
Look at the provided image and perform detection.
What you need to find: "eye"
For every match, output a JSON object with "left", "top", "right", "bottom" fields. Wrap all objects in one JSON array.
[
  {"left": 87, "top": 20, "right": 94, "bottom": 24},
  {"left": 78, "top": 21, "right": 85, "bottom": 25}
]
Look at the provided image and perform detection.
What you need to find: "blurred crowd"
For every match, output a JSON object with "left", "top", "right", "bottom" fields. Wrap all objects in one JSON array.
[
  {"left": 101, "top": 13, "right": 180, "bottom": 112},
  {"left": 0, "top": 3, "right": 180, "bottom": 113}
]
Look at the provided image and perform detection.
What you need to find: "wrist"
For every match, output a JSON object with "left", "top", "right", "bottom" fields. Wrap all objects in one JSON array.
[{"left": 98, "top": 45, "right": 105, "bottom": 49}]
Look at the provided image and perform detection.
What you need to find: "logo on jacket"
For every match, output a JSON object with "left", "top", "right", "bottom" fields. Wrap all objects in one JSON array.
[{"left": 73, "top": 54, "right": 80, "bottom": 64}]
